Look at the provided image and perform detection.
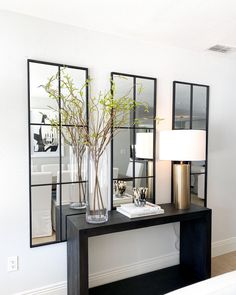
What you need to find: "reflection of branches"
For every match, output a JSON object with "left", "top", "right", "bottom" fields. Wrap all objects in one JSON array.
[{"left": 41, "top": 69, "right": 161, "bottom": 214}]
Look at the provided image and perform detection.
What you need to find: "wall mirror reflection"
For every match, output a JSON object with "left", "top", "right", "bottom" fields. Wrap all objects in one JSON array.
[
  {"left": 172, "top": 81, "right": 209, "bottom": 207},
  {"left": 111, "top": 72, "right": 156, "bottom": 208},
  {"left": 28, "top": 60, "right": 88, "bottom": 247}
]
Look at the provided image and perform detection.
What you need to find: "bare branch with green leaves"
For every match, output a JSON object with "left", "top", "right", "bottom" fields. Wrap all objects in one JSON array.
[{"left": 40, "top": 68, "right": 162, "bottom": 212}]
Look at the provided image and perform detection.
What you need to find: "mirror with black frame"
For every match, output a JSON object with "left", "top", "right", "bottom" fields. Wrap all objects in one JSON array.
[
  {"left": 28, "top": 60, "right": 88, "bottom": 247},
  {"left": 111, "top": 72, "right": 156, "bottom": 208},
  {"left": 172, "top": 81, "right": 209, "bottom": 207}
]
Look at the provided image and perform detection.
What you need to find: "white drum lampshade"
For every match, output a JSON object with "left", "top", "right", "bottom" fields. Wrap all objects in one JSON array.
[{"left": 159, "top": 130, "right": 206, "bottom": 161}]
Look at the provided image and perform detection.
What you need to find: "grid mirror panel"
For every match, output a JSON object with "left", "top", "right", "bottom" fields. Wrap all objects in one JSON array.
[
  {"left": 28, "top": 60, "right": 88, "bottom": 247},
  {"left": 173, "top": 81, "right": 209, "bottom": 207},
  {"left": 111, "top": 72, "right": 156, "bottom": 208}
]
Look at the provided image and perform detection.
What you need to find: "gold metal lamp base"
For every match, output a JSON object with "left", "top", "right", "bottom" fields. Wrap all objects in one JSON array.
[{"left": 173, "top": 163, "right": 190, "bottom": 209}]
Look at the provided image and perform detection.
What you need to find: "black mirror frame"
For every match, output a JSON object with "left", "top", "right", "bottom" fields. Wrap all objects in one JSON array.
[
  {"left": 172, "top": 81, "right": 210, "bottom": 207},
  {"left": 110, "top": 72, "right": 157, "bottom": 209},
  {"left": 27, "top": 59, "right": 89, "bottom": 247}
]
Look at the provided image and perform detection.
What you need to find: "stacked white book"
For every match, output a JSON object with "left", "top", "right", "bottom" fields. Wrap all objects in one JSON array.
[{"left": 117, "top": 202, "right": 164, "bottom": 218}]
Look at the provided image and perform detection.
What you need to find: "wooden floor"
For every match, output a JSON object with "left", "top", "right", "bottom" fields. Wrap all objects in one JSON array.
[
  {"left": 212, "top": 251, "right": 236, "bottom": 277},
  {"left": 32, "top": 231, "right": 56, "bottom": 246},
  {"left": 191, "top": 194, "right": 204, "bottom": 206}
]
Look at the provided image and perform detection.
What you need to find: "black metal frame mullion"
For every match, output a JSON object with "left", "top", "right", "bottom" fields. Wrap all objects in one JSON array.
[
  {"left": 204, "top": 86, "right": 210, "bottom": 206},
  {"left": 133, "top": 77, "right": 136, "bottom": 188},
  {"left": 189, "top": 84, "right": 193, "bottom": 202},
  {"left": 110, "top": 73, "right": 114, "bottom": 210},
  {"left": 190, "top": 85, "right": 193, "bottom": 130},
  {"left": 58, "top": 65, "right": 62, "bottom": 242},
  {"left": 153, "top": 78, "right": 157, "bottom": 202},
  {"left": 27, "top": 60, "right": 33, "bottom": 248},
  {"left": 31, "top": 180, "right": 87, "bottom": 187}
]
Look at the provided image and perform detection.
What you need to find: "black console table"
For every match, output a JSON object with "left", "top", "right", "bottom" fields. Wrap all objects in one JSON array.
[{"left": 67, "top": 204, "right": 211, "bottom": 295}]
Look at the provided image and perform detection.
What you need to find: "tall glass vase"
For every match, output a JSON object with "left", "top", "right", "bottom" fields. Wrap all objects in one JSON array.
[
  {"left": 86, "top": 149, "right": 109, "bottom": 223},
  {"left": 69, "top": 144, "right": 87, "bottom": 209}
]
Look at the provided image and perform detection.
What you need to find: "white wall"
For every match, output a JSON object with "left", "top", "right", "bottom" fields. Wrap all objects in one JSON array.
[{"left": 1, "top": 10, "right": 236, "bottom": 294}]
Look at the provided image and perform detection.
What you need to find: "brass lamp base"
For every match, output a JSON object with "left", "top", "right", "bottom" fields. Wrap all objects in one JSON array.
[{"left": 173, "top": 163, "right": 190, "bottom": 209}]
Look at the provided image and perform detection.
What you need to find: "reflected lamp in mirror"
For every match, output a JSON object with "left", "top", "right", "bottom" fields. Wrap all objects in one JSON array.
[
  {"left": 136, "top": 132, "right": 153, "bottom": 198},
  {"left": 136, "top": 133, "right": 153, "bottom": 159},
  {"left": 159, "top": 130, "right": 206, "bottom": 209}
]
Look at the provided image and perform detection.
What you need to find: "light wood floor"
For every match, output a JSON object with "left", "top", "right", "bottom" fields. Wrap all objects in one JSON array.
[
  {"left": 212, "top": 251, "right": 236, "bottom": 277},
  {"left": 191, "top": 194, "right": 204, "bottom": 206},
  {"left": 32, "top": 231, "right": 56, "bottom": 246}
]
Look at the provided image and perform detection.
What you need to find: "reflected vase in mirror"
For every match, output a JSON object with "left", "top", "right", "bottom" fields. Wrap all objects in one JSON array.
[
  {"left": 86, "top": 149, "right": 109, "bottom": 223},
  {"left": 68, "top": 143, "right": 87, "bottom": 209},
  {"left": 28, "top": 59, "right": 89, "bottom": 247},
  {"left": 111, "top": 72, "right": 157, "bottom": 209}
]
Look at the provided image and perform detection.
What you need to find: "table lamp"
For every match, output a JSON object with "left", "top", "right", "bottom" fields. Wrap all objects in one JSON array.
[
  {"left": 136, "top": 132, "right": 153, "bottom": 199},
  {"left": 159, "top": 130, "right": 206, "bottom": 209}
]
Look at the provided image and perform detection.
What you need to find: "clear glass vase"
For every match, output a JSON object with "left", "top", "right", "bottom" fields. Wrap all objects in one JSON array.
[
  {"left": 68, "top": 144, "right": 87, "bottom": 209},
  {"left": 86, "top": 149, "right": 109, "bottom": 223}
]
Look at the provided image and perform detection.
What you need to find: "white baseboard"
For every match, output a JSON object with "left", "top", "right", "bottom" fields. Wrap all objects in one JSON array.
[
  {"left": 89, "top": 251, "right": 179, "bottom": 288},
  {"left": 17, "top": 238, "right": 236, "bottom": 295},
  {"left": 17, "top": 252, "right": 179, "bottom": 294},
  {"left": 16, "top": 282, "right": 67, "bottom": 295},
  {"left": 212, "top": 237, "right": 236, "bottom": 257}
]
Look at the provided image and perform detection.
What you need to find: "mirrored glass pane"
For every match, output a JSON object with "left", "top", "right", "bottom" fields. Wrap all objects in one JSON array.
[
  {"left": 113, "top": 129, "right": 133, "bottom": 179},
  {"left": 112, "top": 74, "right": 134, "bottom": 127},
  {"left": 190, "top": 161, "right": 205, "bottom": 206},
  {"left": 60, "top": 182, "right": 86, "bottom": 206},
  {"left": 134, "top": 161, "right": 153, "bottom": 178},
  {"left": 135, "top": 129, "right": 154, "bottom": 177},
  {"left": 192, "top": 86, "right": 207, "bottom": 130},
  {"left": 30, "top": 125, "right": 60, "bottom": 185},
  {"left": 61, "top": 127, "right": 87, "bottom": 183},
  {"left": 113, "top": 180, "right": 134, "bottom": 207},
  {"left": 174, "top": 83, "right": 191, "bottom": 129},
  {"left": 135, "top": 129, "right": 154, "bottom": 153},
  {"left": 31, "top": 185, "right": 58, "bottom": 246},
  {"left": 135, "top": 177, "right": 154, "bottom": 201},
  {"left": 30, "top": 63, "right": 59, "bottom": 124},
  {"left": 136, "top": 78, "right": 155, "bottom": 128},
  {"left": 191, "top": 161, "right": 205, "bottom": 174},
  {"left": 60, "top": 67, "right": 87, "bottom": 125}
]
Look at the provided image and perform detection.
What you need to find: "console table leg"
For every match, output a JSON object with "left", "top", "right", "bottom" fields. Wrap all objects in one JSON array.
[
  {"left": 180, "top": 211, "right": 211, "bottom": 280},
  {"left": 67, "top": 225, "right": 88, "bottom": 295}
]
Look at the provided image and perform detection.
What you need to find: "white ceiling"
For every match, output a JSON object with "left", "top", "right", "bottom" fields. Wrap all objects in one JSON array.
[{"left": 1, "top": 0, "right": 236, "bottom": 52}]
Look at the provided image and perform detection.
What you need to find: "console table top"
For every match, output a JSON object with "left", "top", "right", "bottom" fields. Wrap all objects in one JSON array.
[{"left": 67, "top": 203, "right": 211, "bottom": 237}]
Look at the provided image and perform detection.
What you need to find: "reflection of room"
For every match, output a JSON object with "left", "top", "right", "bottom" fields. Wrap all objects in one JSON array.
[
  {"left": 111, "top": 73, "right": 156, "bottom": 208},
  {"left": 173, "top": 81, "right": 209, "bottom": 207},
  {"left": 29, "top": 61, "right": 88, "bottom": 246},
  {"left": 135, "top": 132, "right": 153, "bottom": 199}
]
